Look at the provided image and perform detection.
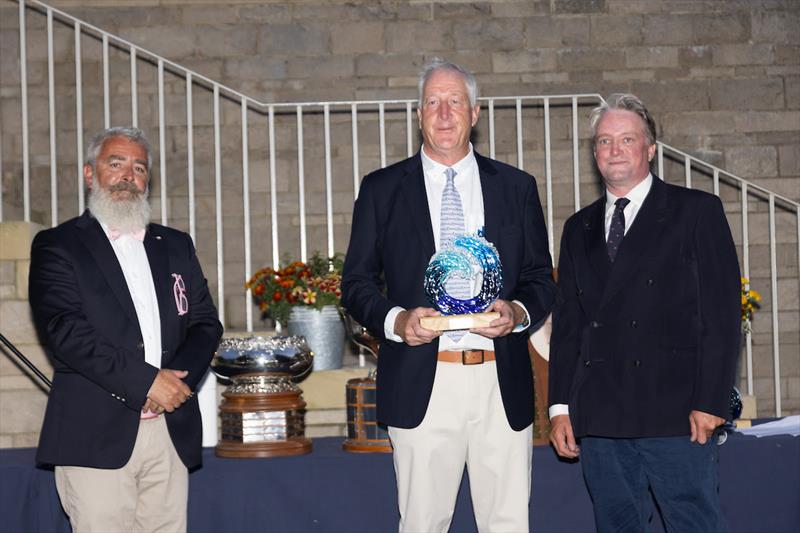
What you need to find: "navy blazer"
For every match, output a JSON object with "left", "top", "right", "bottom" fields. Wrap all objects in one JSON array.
[
  {"left": 342, "top": 151, "right": 555, "bottom": 431},
  {"left": 29, "top": 212, "right": 223, "bottom": 469},
  {"left": 549, "top": 177, "right": 741, "bottom": 438}
]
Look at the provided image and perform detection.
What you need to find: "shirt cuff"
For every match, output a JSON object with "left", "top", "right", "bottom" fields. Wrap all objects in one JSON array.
[
  {"left": 384, "top": 306, "right": 405, "bottom": 342},
  {"left": 511, "top": 300, "right": 530, "bottom": 333},
  {"left": 549, "top": 404, "right": 569, "bottom": 419}
]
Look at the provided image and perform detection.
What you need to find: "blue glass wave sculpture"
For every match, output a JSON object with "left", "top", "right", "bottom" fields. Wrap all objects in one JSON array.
[{"left": 424, "top": 233, "right": 502, "bottom": 315}]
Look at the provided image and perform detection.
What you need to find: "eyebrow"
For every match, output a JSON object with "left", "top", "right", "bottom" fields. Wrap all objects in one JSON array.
[{"left": 106, "top": 154, "right": 147, "bottom": 166}]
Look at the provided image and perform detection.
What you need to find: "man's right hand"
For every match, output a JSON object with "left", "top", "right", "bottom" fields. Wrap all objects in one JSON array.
[
  {"left": 146, "top": 369, "right": 191, "bottom": 412},
  {"left": 394, "top": 307, "right": 442, "bottom": 346},
  {"left": 550, "top": 414, "right": 580, "bottom": 459}
]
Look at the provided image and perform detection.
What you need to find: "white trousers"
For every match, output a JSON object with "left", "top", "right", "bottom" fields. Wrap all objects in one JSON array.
[
  {"left": 55, "top": 416, "right": 188, "bottom": 533},
  {"left": 388, "top": 361, "right": 533, "bottom": 533}
]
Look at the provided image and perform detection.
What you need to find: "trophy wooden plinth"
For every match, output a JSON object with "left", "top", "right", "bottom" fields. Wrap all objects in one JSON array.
[
  {"left": 216, "top": 377, "right": 312, "bottom": 459},
  {"left": 343, "top": 376, "right": 392, "bottom": 454},
  {"left": 420, "top": 312, "right": 500, "bottom": 331}
]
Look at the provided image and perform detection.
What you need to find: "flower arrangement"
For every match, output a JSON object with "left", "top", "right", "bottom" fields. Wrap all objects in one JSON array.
[
  {"left": 741, "top": 277, "right": 761, "bottom": 334},
  {"left": 246, "top": 253, "right": 344, "bottom": 326}
]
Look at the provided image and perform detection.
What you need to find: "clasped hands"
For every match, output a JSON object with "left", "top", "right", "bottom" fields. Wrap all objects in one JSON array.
[
  {"left": 142, "top": 369, "right": 192, "bottom": 415},
  {"left": 394, "top": 299, "right": 525, "bottom": 346}
]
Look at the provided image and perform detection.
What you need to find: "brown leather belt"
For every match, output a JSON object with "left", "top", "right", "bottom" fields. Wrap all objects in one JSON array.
[{"left": 437, "top": 350, "right": 496, "bottom": 365}]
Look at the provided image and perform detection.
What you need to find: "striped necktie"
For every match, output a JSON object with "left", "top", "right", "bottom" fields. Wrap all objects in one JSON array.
[{"left": 440, "top": 167, "right": 470, "bottom": 340}]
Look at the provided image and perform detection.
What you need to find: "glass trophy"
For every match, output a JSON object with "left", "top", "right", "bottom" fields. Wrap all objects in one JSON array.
[{"left": 420, "top": 232, "right": 502, "bottom": 331}]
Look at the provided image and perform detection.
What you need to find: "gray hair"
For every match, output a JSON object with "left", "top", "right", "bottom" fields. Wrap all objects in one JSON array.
[
  {"left": 417, "top": 58, "right": 479, "bottom": 107},
  {"left": 589, "top": 93, "right": 657, "bottom": 146},
  {"left": 86, "top": 126, "right": 153, "bottom": 173}
]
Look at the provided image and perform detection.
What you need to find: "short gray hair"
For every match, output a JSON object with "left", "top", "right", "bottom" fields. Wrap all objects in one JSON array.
[
  {"left": 86, "top": 126, "right": 153, "bottom": 173},
  {"left": 417, "top": 58, "right": 479, "bottom": 107},
  {"left": 589, "top": 93, "right": 657, "bottom": 146}
]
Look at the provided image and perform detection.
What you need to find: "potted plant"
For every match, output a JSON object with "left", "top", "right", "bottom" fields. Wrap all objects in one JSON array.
[{"left": 247, "top": 253, "right": 345, "bottom": 371}]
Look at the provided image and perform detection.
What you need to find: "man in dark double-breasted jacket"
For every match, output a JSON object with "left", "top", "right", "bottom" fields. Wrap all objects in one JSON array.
[
  {"left": 29, "top": 127, "right": 223, "bottom": 532},
  {"left": 548, "top": 94, "right": 740, "bottom": 533}
]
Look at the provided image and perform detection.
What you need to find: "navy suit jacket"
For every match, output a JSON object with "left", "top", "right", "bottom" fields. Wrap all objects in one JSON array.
[
  {"left": 549, "top": 177, "right": 741, "bottom": 438},
  {"left": 29, "top": 211, "right": 223, "bottom": 469},
  {"left": 342, "top": 151, "right": 555, "bottom": 431}
]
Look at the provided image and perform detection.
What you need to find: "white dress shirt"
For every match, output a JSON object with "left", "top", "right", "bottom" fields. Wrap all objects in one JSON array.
[
  {"left": 383, "top": 145, "right": 529, "bottom": 351},
  {"left": 549, "top": 173, "right": 654, "bottom": 420},
  {"left": 101, "top": 222, "right": 163, "bottom": 371}
]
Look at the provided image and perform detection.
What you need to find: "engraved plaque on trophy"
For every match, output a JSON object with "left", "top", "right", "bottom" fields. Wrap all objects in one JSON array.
[
  {"left": 420, "top": 233, "right": 502, "bottom": 331},
  {"left": 212, "top": 336, "right": 313, "bottom": 458}
]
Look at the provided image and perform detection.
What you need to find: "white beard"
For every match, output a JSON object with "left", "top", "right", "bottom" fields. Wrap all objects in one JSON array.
[{"left": 87, "top": 178, "right": 151, "bottom": 233}]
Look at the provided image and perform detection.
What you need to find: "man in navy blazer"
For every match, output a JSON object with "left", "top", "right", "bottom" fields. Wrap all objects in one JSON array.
[
  {"left": 29, "top": 127, "right": 223, "bottom": 532},
  {"left": 342, "top": 59, "right": 555, "bottom": 532},
  {"left": 548, "top": 94, "right": 740, "bottom": 532}
]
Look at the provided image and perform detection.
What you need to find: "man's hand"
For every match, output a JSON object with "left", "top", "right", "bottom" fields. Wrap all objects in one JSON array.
[
  {"left": 471, "top": 299, "right": 522, "bottom": 339},
  {"left": 550, "top": 414, "right": 580, "bottom": 459},
  {"left": 394, "top": 307, "right": 442, "bottom": 346},
  {"left": 146, "top": 369, "right": 191, "bottom": 412},
  {"left": 689, "top": 409, "right": 725, "bottom": 445},
  {"left": 142, "top": 398, "right": 165, "bottom": 415}
]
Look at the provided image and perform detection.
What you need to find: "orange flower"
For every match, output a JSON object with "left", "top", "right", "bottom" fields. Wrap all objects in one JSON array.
[{"left": 272, "top": 291, "right": 283, "bottom": 302}]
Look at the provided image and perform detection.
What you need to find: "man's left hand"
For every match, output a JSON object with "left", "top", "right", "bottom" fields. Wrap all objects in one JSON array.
[
  {"left": 471, "top": 299, "right": 523, "bottom": 339},
  {"left": 689, "top": 409, "right": 725, "bottom": 445}
]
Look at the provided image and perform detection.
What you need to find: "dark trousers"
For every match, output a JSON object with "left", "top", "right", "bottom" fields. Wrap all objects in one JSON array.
[{"left": 580, "top": 435, "right": 727, "bottom": 533}]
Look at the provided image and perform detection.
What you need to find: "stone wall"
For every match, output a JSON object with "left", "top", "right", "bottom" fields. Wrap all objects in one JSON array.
[
  {"left": 0, "top": 222, "right": 48, "bottom": 447},
  {"left": 0, "top": 0, "right": 798, "bottom": 417}
]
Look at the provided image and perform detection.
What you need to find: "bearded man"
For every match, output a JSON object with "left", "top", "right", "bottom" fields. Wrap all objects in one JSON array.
[{"left": 28, "top": 126, "right": 223, "bottom": 533}]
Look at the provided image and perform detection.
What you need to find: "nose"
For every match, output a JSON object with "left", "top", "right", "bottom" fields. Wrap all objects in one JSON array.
[
  {"left": 609, "top": 139, "right": 622, "bottom": 156},
  {"left": 120, "top": 163, "right": 135, "bottom": 181},
  {"left": 438, "top": 101, "right": 451, "bottom": 120}
]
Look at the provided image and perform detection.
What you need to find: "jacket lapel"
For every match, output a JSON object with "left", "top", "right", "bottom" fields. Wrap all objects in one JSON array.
[
  {"left": 144, "top": 226, "right": 172, "bottom": 333},
  {"left": 476, "top": 152, "right": 501, "bottom": 245},
  {"left": 400, "top": 154, "right": 436, "bottom": 259},
  {"left": 600, "top": 176, "right": 670, "bottom": 306},
  {"left": 582, "top": 198, "right": 610, "bottom": 284},
  {"left": 76, "top": 212, "right": 140, "bottom": 326}
]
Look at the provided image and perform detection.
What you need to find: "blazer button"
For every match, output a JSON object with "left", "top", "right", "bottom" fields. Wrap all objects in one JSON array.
[
  {"left": 576, "top": 288, "right": 583, "bottom": 296},
  {"left": 634, "top": 360, "right": 641, "bottom": 367},
  {"left": 630, "top": 320, "right": 638, "bottom": 328},
  {"left": 590, "top": 321, "right": 601, "bottom": 328},
  {"left": 137, "top": 342, "right": 144, "bottom": 350},
  {"left": 646, "top": 279, "right": 655, "bottom": 286},
  {"left": 584, "top": 360, "right": 591, "bottom": 367}
]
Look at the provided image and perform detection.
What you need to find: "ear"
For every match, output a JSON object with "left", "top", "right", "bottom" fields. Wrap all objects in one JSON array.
[
  {"left": 83, "top": 164, "right": 94, "bottom": 189},
  {"left": 647, "top": 142, "right": 656, "bottom": 162},
  {"left": 471, "top": 105, "right": 480, "bottom": 127},
  {"left": 417, "top": 106, "right": 422, "bottom": 129}
]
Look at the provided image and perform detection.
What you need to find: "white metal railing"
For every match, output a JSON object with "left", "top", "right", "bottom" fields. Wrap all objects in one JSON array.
[{"left": 2, "top": 0, "right": 798, "bottom": 416}]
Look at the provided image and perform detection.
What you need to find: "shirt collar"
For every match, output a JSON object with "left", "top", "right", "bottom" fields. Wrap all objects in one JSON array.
[
  {"left": 98, "top": 220, "right": 146, "bottom": 242},
  {"left": 420, "top": 143, "right": 476, "bottom": 180},
  {"left": 605, "top": 173, "right": 653, "bottom": 210}
]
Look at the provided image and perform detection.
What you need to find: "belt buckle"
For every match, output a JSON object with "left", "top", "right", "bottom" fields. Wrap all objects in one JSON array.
[{"left": 462, "top": 350, "right": 484, "bottom": 365}]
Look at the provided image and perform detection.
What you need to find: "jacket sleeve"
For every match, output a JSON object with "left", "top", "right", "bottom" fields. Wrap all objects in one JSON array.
[
  {"left": 165, "top": 235, "right": 224, "bottom": 391},
  {"left": 548, "top": 217, "right": 582, "bottom": 407},
  {"left": 28, "top": 230, "right": 158, "bottom": 411},
  {"left": 691, "top": 195, "right": 741, "bottom": 419},
  {"left": 341, "top": 175, "right": 397, "bottom": 339},
  {"left": 511, "top": 176, "right": 556, "bottom": 329}
]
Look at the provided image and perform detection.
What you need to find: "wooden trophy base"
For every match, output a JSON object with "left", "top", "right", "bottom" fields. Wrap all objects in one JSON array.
[
  {"left": 216, "top": 383, "right": 313, "bottom": 459},
  {"left": 343, "top": 377, "right": 393, "bottom": 454},
  {"left": 420, "top": 312, "right": 500, "bottom": 331},
  {"left": 216, "top": 438, "right": 312, "bottom": 459}
]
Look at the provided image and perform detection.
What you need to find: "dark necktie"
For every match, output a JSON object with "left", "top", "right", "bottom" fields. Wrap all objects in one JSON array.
[{"left": 606, "top": 197, "right": 630, "bottom": 262}]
